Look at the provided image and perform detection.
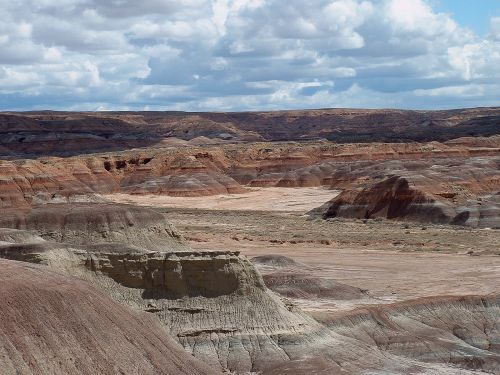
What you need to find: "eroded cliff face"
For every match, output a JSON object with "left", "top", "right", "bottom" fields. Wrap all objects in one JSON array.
[
  {"left": 0, "top": 108, "right": 499, "bottom": 373},
  {"left": 0, "top": 234, "right": 323, "bottom": 373},
  {"left": 1, "top": 140, "right": 499, "bottom": 225},
  {"left": 304, "top": 156, "right": 500, "bottom": 227},
  {"left": 83, "top": 250, "right": 327, "bottom": 373},
  {"left": 86, "top": 250, "right": 261, "bottom": 298},
  {"left": 315, "top": 174, "right": 500, "bottom": 227}
]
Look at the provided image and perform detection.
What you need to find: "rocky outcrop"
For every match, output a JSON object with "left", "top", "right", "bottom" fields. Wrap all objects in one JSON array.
[
  {"left": 317, "top": 174, "right": 500, "bottom": 227},
  {"left": 322, "top": 175, "right": 452, "bottom": 222},
  {"left": 1, "top": 226, "right": 499, "bottom": 374},
  {"left": 0, "top": 247, "right": 326, "bottom": 373},
  {"left": 86, "top": 251, "right": 328, "bottom": 374},
  {"left": 0, "top": 259, "right": 216, "bottom": 375},
  {"left": 86, "top": 250, "right": 261, "bottom": 298}
]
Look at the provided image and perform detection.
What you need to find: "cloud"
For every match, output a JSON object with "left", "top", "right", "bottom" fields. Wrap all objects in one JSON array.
[
  {"left": 0, "top": 0, "right": 498, "bottom": 110},
  {"left": 489, "top": 17, "right": 500, "bottom": 40}
]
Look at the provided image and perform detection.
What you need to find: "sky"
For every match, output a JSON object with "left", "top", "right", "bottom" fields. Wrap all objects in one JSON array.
[
  {"left": 435, "top": 0, "right": 500, "bottom": 35},
  {"left": 0, "top": 0, "right": 499, "bottom": 111}
]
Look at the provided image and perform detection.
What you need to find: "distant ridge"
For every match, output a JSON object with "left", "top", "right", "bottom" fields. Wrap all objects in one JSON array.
[{"left": 1, "top": 107, "right": 499, "bottom": 157}]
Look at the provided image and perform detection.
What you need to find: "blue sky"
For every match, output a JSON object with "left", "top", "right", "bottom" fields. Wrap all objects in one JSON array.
[
  {"left": 437, "top": 0, "right": 500, "bottom": 35},
  {"left": 0, "top": 0, "right": 499, "bottom": 111}
]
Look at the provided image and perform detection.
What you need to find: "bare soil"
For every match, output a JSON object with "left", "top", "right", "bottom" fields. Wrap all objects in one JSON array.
[
  {"left": 107, "top": 187, "right": 340, "bottom": 212},
  {"left": 107, "top": 188, "right": 500, "bottom": 315}
]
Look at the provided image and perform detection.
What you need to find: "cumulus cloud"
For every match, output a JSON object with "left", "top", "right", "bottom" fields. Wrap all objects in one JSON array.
[{"left": 0, "top": 0, "right": 498, "bottom": 110}]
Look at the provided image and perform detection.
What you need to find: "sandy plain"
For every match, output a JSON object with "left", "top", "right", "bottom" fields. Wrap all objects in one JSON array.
[{"left": 107, "top": 186, "right": 340, "bottom": 211}]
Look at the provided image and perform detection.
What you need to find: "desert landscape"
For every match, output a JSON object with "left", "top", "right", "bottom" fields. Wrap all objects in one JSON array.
[{"left": 0, "top": 109, "right": 498, "bottom": 374}]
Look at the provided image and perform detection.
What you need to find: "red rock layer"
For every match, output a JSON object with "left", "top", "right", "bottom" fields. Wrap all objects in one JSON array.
[{"left": 1, "top": 139, "right": 499, "bottom": 209}]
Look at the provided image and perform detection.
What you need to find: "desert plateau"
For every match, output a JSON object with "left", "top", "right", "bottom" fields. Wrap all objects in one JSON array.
[{"left": 0, "top": 109, "right": 498, "bottom": 374}]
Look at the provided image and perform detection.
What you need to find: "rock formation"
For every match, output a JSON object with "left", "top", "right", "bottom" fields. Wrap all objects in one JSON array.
[
  {"left": 0, "top": 108, "right": 499, "bottom": 374},
  {"left": 1, "top": 108, "right": 499, "bottom": 156},
  {"left": 0, "top": 259, "right": 216, "bottom": 375},
  {"left": 0, "top": 205, "right": 325, "bottom": 373},
  {"left": 1, "top": 139, "right": 498, "bottom": 228},
  {"left": 4, "top": 229, "right": 498, "bottom": 374},
  {"left": 315, "top": 165, "right": 500, "bottom": 227}
]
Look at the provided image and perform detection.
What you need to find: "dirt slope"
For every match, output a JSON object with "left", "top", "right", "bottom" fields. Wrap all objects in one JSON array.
[{"left": 0, "top": 259, "right": 217, "bottom": 375}]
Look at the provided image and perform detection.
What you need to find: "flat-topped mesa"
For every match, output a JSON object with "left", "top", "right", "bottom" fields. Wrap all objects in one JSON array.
[
  {"left": 84, "top": 250, "right": 258, "bottom": 298},
  {"left": 0, "top": 203, "right": 189, "bottom": 252}
]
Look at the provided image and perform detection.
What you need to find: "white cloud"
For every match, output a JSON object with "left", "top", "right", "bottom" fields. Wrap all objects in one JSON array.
[
  {"left": 489, "top": 17, "right": 500, "bottom": 40},
  {"left": 387, "top": 0, "right": 456, "bottom": 35},
  {"left": 413, "top": 84, "right": 485, "bottom": 97},
  {"left": 0, "top": 0, "right": 498, "bottom": 110}
]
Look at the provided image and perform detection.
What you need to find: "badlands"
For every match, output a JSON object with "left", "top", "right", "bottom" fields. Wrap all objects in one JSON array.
[{"left": 0, "top": 108, "right": 499, "bottom": 374}]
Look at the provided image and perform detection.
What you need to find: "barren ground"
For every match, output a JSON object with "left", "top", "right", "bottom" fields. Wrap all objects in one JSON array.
[
  {"left": 106, "top": 188, "right": 500, "bottom": 315},
  {"left": 107, "top": 187, "right": 340, "bottom": 211}
]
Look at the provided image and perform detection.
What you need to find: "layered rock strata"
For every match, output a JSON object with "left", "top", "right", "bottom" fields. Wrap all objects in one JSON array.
[{"left": 1, "top": 107, "right": 499, "bottom": 156}]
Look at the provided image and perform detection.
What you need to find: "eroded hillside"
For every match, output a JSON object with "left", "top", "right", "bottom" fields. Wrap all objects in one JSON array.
[{"left": 0, "top": 108, "right": 498, "bottom": 374}]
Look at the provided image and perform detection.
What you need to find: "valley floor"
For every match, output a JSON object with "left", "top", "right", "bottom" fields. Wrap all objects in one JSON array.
[
  {"left": 107, "top": 186, "right": 340, "bottom": 212},
  {"left": 105, "top": 188, "right": 500, "bottom": 316}
]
